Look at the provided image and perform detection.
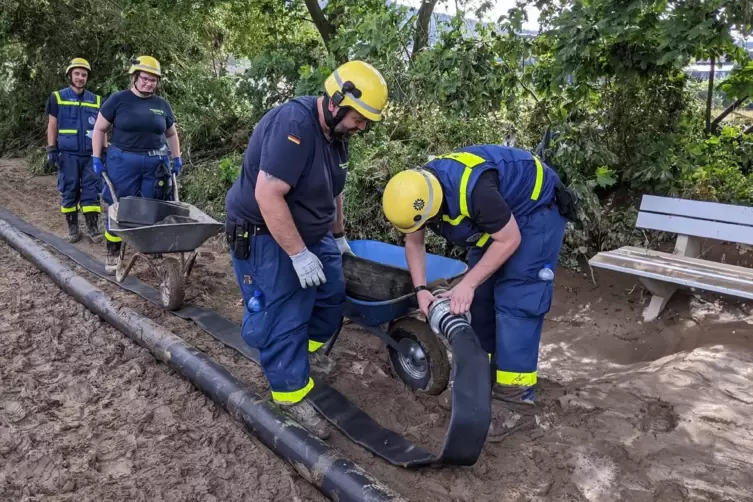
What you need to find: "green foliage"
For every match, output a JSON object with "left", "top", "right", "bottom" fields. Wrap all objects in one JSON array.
[
  {"left": 680, "top": 126, "right": 753, "bottom": 203},
  {"left": 180, "top": 153, "right": 243, "bottom": 219},
  {"left": 4, "top": 0, "right": 753, "bottom": 268},
  {"left": 720, "top": 60, "right": 753, "bottom": 99},
  {"left": 26, "top": 148, "right": 51, "bottom": 176}
]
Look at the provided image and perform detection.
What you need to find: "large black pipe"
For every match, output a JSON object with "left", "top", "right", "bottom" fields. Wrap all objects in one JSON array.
[{"left": 0, "top": 219, "right": 405, "bottom": 502}]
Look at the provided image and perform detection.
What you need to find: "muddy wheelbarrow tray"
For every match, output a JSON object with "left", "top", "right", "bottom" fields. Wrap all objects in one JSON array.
[{"left": 107, "top": 198, "right": 223, "bottom": 311}]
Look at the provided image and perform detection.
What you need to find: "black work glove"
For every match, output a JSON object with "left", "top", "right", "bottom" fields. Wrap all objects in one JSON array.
[{"left": 47, "top": 146, "right": 59, "bottom": 169}]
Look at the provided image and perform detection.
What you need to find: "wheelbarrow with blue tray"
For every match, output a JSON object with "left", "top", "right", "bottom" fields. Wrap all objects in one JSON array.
[
  {"left": 325, "top": 239, "right": 468, "bottom": 395},
  {"left": 102, "top": 172, "right": 224, "bottom": 311},
  {"left": 306, "top": 239, "right": 493, "bottom": 467}
]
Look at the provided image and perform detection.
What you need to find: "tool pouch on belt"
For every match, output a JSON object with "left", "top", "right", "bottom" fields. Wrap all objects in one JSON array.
[
  {"left": 554, "top": 180, "right": 582, "bottom": 228},
  {"left": 153, "top": 163, "right": 174, "bottom": 201},
  {"left": 225, "top": 219, "right": 250, "bottom": 260}
]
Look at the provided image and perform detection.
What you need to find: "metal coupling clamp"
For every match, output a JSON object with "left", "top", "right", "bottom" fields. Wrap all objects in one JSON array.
[{"left": 427, "top": 288, "right": 472, "bottom": 340}]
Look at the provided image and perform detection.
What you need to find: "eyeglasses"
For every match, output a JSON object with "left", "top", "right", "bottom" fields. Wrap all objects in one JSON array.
[{"left": 138, "top": 75, "right": 158, "bottom": 85}]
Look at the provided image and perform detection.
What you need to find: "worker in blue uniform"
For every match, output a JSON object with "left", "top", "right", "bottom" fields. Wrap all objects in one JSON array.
[
  {"left": 381, "top": 145, "right": 579, "bottom": 441},
  {"left": 224, "top": 60, "right": 389, "bottom": 439},
  {"left": 46, "top": 58, "right": 103, "bottom": 243},
  {"left": 91, "top": 56, "right": 183, "bottom": 274}
]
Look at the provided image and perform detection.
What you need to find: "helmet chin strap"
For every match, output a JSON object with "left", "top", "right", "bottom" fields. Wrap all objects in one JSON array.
[{"left": 322, "top": 95, "right": 350, "bottom": 141}]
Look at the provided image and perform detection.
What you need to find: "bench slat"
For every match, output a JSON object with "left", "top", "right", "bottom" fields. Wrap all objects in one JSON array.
[
  {"left": 589, "top": 247, "right": 753, "bottom": 300},
  {"left": 636, "top": 212, "right": 753, "bottom": 246},
  {"left": 640, "top": 195, "right": 753, "bottom": 227},
  {"left": 616, "top": 246, "right": 753, "bottom": 281}
]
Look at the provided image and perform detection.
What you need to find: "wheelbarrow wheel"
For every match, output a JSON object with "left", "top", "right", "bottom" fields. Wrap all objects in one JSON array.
[
  {"left": 159, "top": 257, "right": 185, "bottom": 311},
  {"left": 387, "top": 317, "right": 450, "bottom": 395}
]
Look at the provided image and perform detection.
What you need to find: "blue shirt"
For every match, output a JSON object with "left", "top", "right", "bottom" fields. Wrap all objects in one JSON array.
[
  {"left": 226, "top": 96, "right": 349, "bottom": 246},
  {"left": 99, "top": 90, "right": 175, "bottom": 153}
]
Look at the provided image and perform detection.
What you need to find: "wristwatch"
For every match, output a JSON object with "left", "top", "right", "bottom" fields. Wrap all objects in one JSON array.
[{"left": 413, "top": 285, "right": 428, "bottom": 294}]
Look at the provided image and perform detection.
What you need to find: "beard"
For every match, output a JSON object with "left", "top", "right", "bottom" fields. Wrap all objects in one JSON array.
[{"left": 332, "top": 122, "right": 358, "bottom": 141}]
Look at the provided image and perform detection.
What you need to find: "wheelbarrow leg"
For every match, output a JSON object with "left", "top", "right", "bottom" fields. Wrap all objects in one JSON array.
[
  {"left": 115, "top": 255, "right": 139, "bottom": 282},
  {"left": 183, "top": 250, "right": 199, "bottom": 279}
]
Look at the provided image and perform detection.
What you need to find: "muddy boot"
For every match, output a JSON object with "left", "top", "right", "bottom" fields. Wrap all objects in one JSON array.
[
  {"left": 487, "top": 385, "right": 538, "bottom": 443},
  {"left": 105, "top": 240, "right": 121, "bottom": 275},
  {"left": 280, "top": 400, "right": 331, "bottom": 440},
  {"left": 309, "top": 349, "right": 334, "bottom": 375},
  {"left": 84, "top": 213, "right": 102, "bottom": 243},
  {"left": 65, "top": 213, "right": 81, "bottom": 243},
  {"left": 437, "top": 384, "right": 453, "bottom": 411}
]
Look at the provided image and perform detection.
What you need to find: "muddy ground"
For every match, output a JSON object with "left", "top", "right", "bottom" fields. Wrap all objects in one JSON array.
[
  {"left": 1, "top": 157, "right": 753, "bottom": 502},
  {"left": 0, "top": 241, "right": 326, "bottom": 502}
]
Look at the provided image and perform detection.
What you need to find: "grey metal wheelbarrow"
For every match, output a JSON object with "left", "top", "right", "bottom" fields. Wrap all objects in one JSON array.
[{"left": 102, "top": 171, "right": 223, "bottom": 310}]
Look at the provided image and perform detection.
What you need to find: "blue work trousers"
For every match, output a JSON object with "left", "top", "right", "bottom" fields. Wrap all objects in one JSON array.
[
  {"left": 468, "top": 204, "right": 567, "bottom": 390},
  {"left": 58, "top": 152, "right": 101, "bottom": 214},
  {"left": 231, "top": 233, "right": 345, "bottom": 404},
  {"left": 102, "top": 145, "right": 170, "bottom": 242}
]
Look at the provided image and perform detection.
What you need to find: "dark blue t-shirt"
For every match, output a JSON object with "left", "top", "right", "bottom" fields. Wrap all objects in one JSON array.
[
  {"left": 99, "top": 90, "right": 175, "bottom": 153},
  {"left": 226, "top": 96, "right": 349, "bottom": 246}
]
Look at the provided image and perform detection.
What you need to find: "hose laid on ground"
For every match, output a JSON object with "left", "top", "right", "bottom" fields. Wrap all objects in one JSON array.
[{"left": 0, "top": 219, "right": 405, "bottom": 502}]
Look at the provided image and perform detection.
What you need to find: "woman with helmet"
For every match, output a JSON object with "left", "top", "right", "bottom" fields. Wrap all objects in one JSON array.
[
  {"left": 91, "top": 55, "right": 183, "bottom": 273},
  {"left": 381, "top": 145, "right": 577, "bottom": 441},
  {"left": 46, "top": 57, "right": 104, "bottom": 243},
  {"left": 224, "top": 60, "right": 388, "bottom": 439}
]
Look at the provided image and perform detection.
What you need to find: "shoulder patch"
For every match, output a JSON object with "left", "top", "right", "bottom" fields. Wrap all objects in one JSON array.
[{"left": 287, "top": 134, "right": 301, "bottom": 145}]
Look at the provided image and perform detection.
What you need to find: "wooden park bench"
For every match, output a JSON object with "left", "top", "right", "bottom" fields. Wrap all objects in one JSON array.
[{"left": 588, "top": 195, "right": 753, "bottom": 321}]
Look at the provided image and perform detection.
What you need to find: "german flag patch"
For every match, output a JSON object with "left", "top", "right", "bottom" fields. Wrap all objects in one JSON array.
[{"left": 287, "top": 134, "right": 301, "bottom": 145}]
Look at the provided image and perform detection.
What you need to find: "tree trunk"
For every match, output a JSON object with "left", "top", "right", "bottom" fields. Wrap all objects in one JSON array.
[
  {"left": 303, "top": 0, "right": 348, "bottom": 64},
  {"left": 710, "top": 96, "right": 749, "bottom": 132},
  {"left": 411, "top": 0, "right": 439, "bottom": 61},
  {"left": 705, "top": 56, "right": 716, "bottom": 133}
]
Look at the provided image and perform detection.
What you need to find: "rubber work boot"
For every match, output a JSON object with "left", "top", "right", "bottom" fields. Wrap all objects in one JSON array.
[
  {"left": 487, "top": 385, "right": 538, "bottom": 443},
  {"left": 105, "top": 240, "right": 121, "bottom": 275},
  {"left": 281, "top": 400, "right": 331, "bottom": 440},
  {"left": 309, "top": 348, "right": 334, "bottom": 375},
  {"left": 84, "top": 213, "right": 102, "bottom": 243},
  {"left": 65, "top": 213, "right": 81, "bottom": 243}
]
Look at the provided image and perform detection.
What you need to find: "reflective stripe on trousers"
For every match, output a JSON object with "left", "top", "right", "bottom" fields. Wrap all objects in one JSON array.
[
  {"left": 467, "top": 205, "right": 566, "bottom": 387},
  {"left": 230, "top": 232, "right": 345, "bottom": 404},
  {"left": 57, "top": 152, "right": 101, "bottom": 213}
]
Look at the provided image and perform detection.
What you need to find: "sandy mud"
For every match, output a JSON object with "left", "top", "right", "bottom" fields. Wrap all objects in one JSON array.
[{"left": 2, "top": 157, "right": 753, "bottom": 501}]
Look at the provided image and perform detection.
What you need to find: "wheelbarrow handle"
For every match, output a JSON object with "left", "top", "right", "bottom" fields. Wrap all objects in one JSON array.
[
  {"left": 172, "top": 172, "right": 180, "bottom": 203},
  {"left": 101, "top": 172, "right": 118, "bottom": 205}
]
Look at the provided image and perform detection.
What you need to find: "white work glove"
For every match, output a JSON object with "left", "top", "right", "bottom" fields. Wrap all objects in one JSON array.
[
  {"left": 335, "top": 235, "right": 354, "bottom": 255},
  {"left": 290, "top": 247, "right": 327, "bottom": 288}
]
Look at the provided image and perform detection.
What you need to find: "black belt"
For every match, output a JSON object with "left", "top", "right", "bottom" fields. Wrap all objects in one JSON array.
[
  {"left": 225, "top": 218, "right": 270, "bottom": 260},
  {"left": 249, "top": 224, "right": 270, "bottom": 235},
  {"left": 226, "top": 218, "right": 270, "bottom": 236}
]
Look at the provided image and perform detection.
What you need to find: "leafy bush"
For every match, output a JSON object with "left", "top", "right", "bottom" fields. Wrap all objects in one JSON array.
[
  {"left": 180, "top": 153, "right": 243, "bottom": 219},
  {"left": 5, "top": 0, "right": 753, "bottom": 269}
]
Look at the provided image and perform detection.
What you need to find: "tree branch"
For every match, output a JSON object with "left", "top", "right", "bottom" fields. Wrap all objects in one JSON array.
[
  {"left": 705, "top": 56, "right": 716, "bottom": 133},
  {"left": 302, "top": 0, "right": 346, "bottom": 63},
  {"left": 410, "top": 0, "right": 439, "bottom": 61},
  {"left": 711, "top": 95, "right": 749, "bottom": 131}
]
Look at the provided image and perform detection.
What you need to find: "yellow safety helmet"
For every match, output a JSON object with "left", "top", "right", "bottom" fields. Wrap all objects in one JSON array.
[
  {"left": 129, "top": 56, "right": 162, "bottom": 77},
  {"left": 382, "top": 169, "right": 443, "bottom": 233},
  {"left": 65, "top": 57, "right": 91, "bottom": 75},
  {"left": 324, "top": 60, "right": 388, "bottom": 122}
]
